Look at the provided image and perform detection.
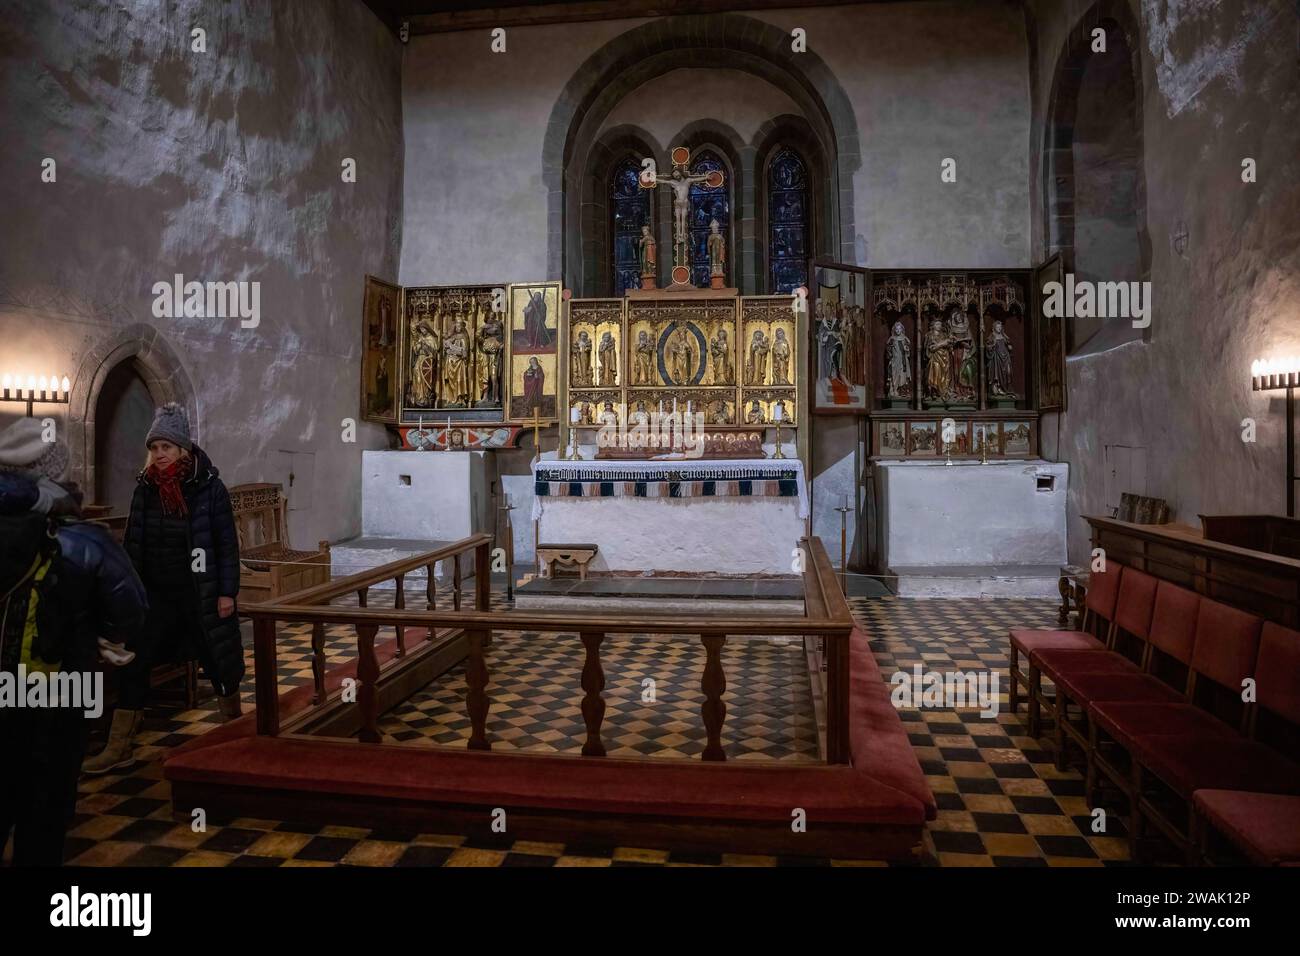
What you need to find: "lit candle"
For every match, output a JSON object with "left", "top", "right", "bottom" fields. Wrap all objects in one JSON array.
[
  {"left": 2, "top": 374, "right": 10, "bottom": 390},
  {"left": 38, "top": 376, "right": 47, "bottom": 393},
  {"left": 26, "top": 375, "right": 35, "bottom": 397},
  {"left": 61, "top": 376, "right": 70, "bottom": 394}
]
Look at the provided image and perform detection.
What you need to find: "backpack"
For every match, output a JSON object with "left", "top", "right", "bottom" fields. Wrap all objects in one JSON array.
[{"left": 0, "top": 513, "right": 65, "bottom": 673}]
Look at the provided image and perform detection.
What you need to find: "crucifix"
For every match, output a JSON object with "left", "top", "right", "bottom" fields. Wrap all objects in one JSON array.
[{"left": 639, "top": 145, "right": 724, "bottom": 289}]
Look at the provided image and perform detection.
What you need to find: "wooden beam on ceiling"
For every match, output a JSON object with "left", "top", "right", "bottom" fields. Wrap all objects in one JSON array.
[{"left": 398, "top": 0, "right": 907, "bottom": 36}]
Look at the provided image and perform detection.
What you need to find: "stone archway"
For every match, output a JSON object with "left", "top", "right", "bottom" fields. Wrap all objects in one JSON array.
[
  {"left": 67, "top": 323, "right": 198, "bottom": 500},
  {"left": 1042, "top": 0, "right": 1152, "bottom": 352},
  {"left": 544, "top": 13, "right": 861, "bottom": 293}
]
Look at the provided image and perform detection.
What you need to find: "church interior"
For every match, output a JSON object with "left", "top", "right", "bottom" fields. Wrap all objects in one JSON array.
[{"left": 3, "top": 0, "right": 1300, "bottom": 896}]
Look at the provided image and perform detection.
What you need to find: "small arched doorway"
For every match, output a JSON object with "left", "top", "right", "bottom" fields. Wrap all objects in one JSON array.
[
  {"left": 67, "top": 322, "right": 198, "bottom": 507},
  {"left": 92, "top": 358, "right": 155, "bottom": 514}
]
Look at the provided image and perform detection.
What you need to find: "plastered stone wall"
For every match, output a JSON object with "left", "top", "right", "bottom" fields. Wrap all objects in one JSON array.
[
  {"left": 1027, "top": 0, "right": 1300, "bottom": 564},
  {"left": 0, "top": 0, "right": 403, "bottom": 547}
]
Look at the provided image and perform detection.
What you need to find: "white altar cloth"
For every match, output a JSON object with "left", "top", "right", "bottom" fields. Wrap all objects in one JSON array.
[
  {"left": 529, "top": 456, "right": 809, "bottom": 575},
  {"left": 531, "top": 457, "right": 808, "bottom": 521}
]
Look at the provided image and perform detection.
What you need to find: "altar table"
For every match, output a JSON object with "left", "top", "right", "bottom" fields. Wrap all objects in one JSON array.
[{"left": 531, "top": 457, "right": 808, "bottom": 576}]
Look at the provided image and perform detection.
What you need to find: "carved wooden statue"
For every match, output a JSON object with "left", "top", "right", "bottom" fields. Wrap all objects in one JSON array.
[
  {"left": 598, "top": 330, "right": 618, "bottom": 386},
  {"left": 885, "top": 321, "right": 912, "bottom": 399}
]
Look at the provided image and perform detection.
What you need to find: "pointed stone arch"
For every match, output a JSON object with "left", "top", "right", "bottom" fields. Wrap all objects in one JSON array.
[
  {"left": 1042, "top": 0, "right": 1152, "bottom": 353},
  {"left": 544, "top": 12, "right": 861, "bottom": 294},
  {"left": 66, "top": 323, "right": 198, "bottom": 499}
]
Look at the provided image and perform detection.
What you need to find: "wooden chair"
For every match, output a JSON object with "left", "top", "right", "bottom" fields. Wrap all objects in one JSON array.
[{"left": 229, "top": 483, "right": 331, "bottom": 604}]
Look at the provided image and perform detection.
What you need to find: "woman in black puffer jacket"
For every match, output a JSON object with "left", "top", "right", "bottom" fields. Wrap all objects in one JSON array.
[{"left": 83, "top": 403, "right": 244, "bottom": 775}]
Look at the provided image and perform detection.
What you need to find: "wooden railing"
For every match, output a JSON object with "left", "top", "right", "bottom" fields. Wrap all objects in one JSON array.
[
  {"left": 244, "top": 535, "right": 857, "bottom": 763},
  {"left": 1087, "top": 516, "right": 1300, "bottom": 627}
]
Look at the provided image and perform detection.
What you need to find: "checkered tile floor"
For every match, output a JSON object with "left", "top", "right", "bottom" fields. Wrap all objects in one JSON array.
[
  {"left": 379, "top": 633, "right": 818, "bottom": 762},
  {"left": 3, "top": 589, "right": 1139, "bottom": 867}
]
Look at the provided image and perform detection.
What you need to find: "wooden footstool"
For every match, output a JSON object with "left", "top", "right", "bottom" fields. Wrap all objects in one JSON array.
[{"left": 537, "top": 543, "right": 599, "bottom": 581}]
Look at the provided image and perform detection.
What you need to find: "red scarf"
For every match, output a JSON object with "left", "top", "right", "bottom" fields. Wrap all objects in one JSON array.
[{"left": 145, "top": 456, "right": 194, "bottom": 517}]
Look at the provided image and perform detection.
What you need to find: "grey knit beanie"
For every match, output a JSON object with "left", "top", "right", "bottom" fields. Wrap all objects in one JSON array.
[
  {"left": 145, "top": 402, "right": 192, "bottom": 450},
  {"left": 0, "top": 417, "right": 70, "bottom": 481}
]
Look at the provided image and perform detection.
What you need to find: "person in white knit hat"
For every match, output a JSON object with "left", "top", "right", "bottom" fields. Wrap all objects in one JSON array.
[
  {"left": 0, "top": 417, "right": 147, "bottom": 864},
  {"left": 82, "top": 403, "right": 243, "bottom": 775}
]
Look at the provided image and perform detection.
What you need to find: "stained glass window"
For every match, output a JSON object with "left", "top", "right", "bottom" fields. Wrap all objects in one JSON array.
[
  {"left": 767, "top": 147, "right": 809, "bottom": 294},
  {"left": 688, "top": 150, "right": 730, "bottom": 289},
  {"left": 610, "top": 157, "right": 651, "bottom": 296}
]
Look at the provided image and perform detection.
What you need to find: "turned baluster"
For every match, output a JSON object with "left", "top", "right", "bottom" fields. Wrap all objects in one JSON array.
[
  {"left": 394, "top": 573, "right": 406, "bottom": 657},
  {"left": 425, "top": 562, "right": 437, "bottom": 641},
  {"left": 310, "top": 621, "right": 326, "bottom": 705},
  {"left": 580, "top": 632, "right": 607, "bottom": 756},
  {"left": 356, "top": 623, "right": 380, "bottom": 743},
  {"left": 253, "top": 617, "right": 280, "bottom": 737},
  {"left": 453, "top": 554, "right": 462, "bottom": 611},
  {"left": 357, "top": 585, "right": 368, "bottom": 608},
  {"left": 465, "top": 628, "right": 491, "bottom": 750},
  {"left": 700, "top": 634, "right": 727, "bottom": 761}
]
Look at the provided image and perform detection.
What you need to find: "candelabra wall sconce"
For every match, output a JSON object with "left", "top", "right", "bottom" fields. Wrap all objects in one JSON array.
[
  {"left": 1, "top": 372, "right": 71, "bottom": 417},
  {"left": 1251, "top": 356, "right": 1300, "bottom": 517}
]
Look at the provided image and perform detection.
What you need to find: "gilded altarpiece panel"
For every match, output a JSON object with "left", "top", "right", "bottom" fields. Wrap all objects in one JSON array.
[
  {"left": 865, "top": 267, "right": 1038, "bottom": 460},
  {"left": 400, "top": 283, "right": 507, "bottom": 423},
  {"left": 560, "top": 293, "right": 805, "bottom": 457}
]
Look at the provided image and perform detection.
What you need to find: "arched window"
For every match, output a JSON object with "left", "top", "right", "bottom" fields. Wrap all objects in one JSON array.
[
  {"left": 610, "top": 156, "right": 651, "bottom": 296},
  {"left": 767, "top": 146, "right": 809, "bottom": 294},
  {"left": 688, "top": 150, "right": 730, "bottom": 288}
]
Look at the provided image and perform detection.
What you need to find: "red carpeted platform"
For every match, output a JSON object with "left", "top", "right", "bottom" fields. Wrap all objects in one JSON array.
[{"left": 165, "top": 627, "right": 935, "bottom": 859}]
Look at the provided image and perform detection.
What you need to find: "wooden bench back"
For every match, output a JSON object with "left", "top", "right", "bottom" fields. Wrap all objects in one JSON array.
[{"left": 229, "top": 482, "right": 289, "bottom": 551}]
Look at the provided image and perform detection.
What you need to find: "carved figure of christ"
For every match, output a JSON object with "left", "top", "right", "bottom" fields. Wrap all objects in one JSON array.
[{"left": 644, "top": 167, "right": 716, "bottom": 251}]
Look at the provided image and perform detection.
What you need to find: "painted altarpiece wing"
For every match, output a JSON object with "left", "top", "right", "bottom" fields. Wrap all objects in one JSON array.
[
  {"left": 812, "top": 264, "right": 870, "bottom": 414},
  {"left": 507, "top": 281, "right": 562, "bottom": 422},
  {"left": 360, "top": 275, "right": 401, "bottom": 424},
  {"left": 1035, "top": 254, "right": 1067, "bottom": 413}
]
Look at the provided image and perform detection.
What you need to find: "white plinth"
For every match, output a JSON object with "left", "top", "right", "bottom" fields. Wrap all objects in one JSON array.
[
  {"left": 532, "top": 456, "right": 807, "bottom": 575},
  {"left": 361, "top": 449, "right": 488, "bottom": 539},
  {"left": 876, "top": 459, "right": 1067, "bottom": 595},
  {"left": 342, "top": 450, "right": 490, "bottom": 588}
]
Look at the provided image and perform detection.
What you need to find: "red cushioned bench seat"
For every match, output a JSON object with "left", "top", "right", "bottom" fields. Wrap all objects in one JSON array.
[
  {"left": 1132, "top": 735, "right": 1300, "bottom": 798},
  {"left": 1065, "top": 672, "right": 1182, "bottom": 707},
  {"left": 1011, "top": 630, "right": 1106, "bottom": 655},
  {"left": 1030, "top": 647, "right": 1139, "bottom": 681},
  {"left": 1194, "top": 790, "right": 1300, "bottom": 865}
]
